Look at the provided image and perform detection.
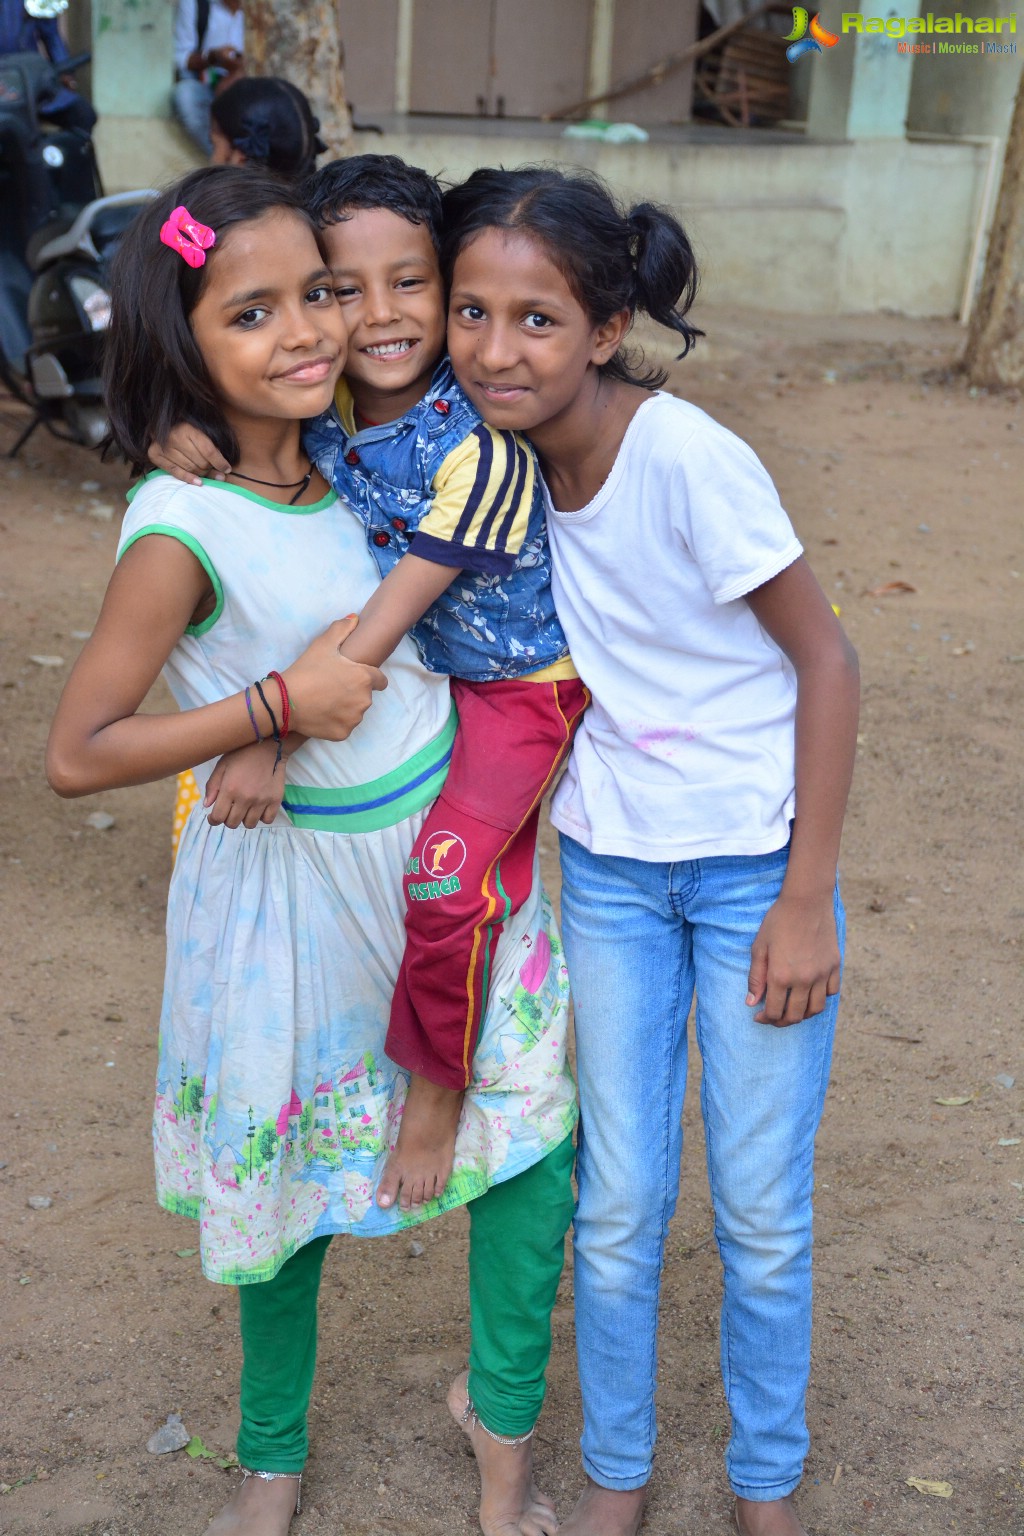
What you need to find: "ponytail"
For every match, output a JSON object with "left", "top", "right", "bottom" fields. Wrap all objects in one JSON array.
[
  {"left": 627, "top": 203, "right": 702, "bottom": 361},
  {"left": 211, "top": 77, "right": 325, "bottom": 183},
  {"left": 442, "top": 166, "right": 703, "bottom": 388}
]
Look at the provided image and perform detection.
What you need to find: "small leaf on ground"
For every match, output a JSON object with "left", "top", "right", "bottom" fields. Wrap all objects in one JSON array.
[
  {"left": 864, "top": 580, "right": 917, "bottom": 596},
  {"left": 934, "top": 1095, "right": 974, "bottom": 1106},
  {"left": 906, "top": 1477, "right": 953, "bottom": 1498},
  {"left": 185, "top": 1436, "right": 237, "bottom": 1468},
  {"left": 175, "top": 1248, "right": 198, "bottom": 1258}
]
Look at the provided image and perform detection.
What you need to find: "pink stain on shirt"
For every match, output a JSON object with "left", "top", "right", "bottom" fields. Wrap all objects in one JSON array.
[{"left": 634, "top": 726, "right": 700, "bottom": 753}]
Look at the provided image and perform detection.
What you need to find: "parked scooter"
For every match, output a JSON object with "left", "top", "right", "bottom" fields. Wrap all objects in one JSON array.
[{"left": 0, "top": 49, "right": 153, "bottom": 454}]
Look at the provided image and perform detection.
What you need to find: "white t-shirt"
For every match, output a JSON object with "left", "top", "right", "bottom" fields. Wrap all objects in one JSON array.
[
  {"left": 546, "top": 392, "right": 803, "bottom": 861},
  {"left": 173, "top": 0, "right": 244, "bottom": 73}
]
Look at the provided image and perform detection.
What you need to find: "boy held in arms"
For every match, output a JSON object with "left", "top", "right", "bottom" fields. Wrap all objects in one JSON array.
[{"left": 154, "top": 156, "right": 587, "bottom": 1214}]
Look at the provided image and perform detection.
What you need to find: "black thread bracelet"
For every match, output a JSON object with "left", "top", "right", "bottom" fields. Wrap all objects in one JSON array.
[{"left": 254, "top": 678, "right": 287, "bottom": 774}]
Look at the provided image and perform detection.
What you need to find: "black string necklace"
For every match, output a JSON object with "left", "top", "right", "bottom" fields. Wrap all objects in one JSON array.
[{"left": 228, "top": 464, "right": 313, "bottom": 506}]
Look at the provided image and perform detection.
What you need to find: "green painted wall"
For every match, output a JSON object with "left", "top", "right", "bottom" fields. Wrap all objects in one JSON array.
[{"left": 92, "top": 0, "right": 173, "bottom": 118}]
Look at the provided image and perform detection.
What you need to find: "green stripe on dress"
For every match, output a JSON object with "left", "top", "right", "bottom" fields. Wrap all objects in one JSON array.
[{"left": 282, "top": 702, "right": 457, "bottom": 833}]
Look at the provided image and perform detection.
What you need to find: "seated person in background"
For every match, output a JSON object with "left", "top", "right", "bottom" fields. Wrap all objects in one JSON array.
[
  {"left": 210, "top": 75, "right": 325, "bottom": 181},
  {"left": 0, "top": 0, "right": 97, "bottom": 133},
  {"left": 172, "top": 0, "right": 243, "bottom": 155}
]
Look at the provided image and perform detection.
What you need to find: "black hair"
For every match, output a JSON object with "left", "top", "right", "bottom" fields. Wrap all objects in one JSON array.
[
  {"left": 303, "top": 152, "right": 443, "bottom": 254},
  {"left": 210, "top": 76, "right": 326, "bottom": 182},
  {"left": 441, "top": 165, "right": 702, "bottom": 387},
  {"left": 103, "top": 165, "right": 318, "bottom": 473}
]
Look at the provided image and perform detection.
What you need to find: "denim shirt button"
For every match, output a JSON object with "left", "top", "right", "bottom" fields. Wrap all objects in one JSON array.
[
  {"left": 432, "top": 399, "right": 450, "bottom": 415},
  {"left": 345, "top": 449, "right": 360, "bottom": 465},
  {"left": 391, "top": 517, "right": 407, "bottom": 532},
  {"left": 372, "top": 532, "right": 390, "bottom": 547}
]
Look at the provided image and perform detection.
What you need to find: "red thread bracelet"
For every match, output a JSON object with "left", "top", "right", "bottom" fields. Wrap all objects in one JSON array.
[{"left": 267, "top": 670, "right": 290, "bottom": 737}]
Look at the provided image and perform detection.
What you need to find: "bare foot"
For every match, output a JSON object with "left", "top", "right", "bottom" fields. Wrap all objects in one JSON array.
[
  {"left": 734, "top": 1494, "right": 807, "bottom": 1536},
  {"left": 448, "top": 1370, "right": 558, "bottom": 1536},
  {"left": 558, "top": 1478, "right": 645, "bottom": 1536},
  {"left": 377, "top": 1073, "right": 464, "bottom": 1210},
  {"left": 205, "top": 1471, "right": 300, "bottom": 1534}
]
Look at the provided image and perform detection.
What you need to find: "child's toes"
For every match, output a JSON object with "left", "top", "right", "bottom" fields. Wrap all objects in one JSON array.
[
  {"left": 400, "top": 1174, "right": 424, "bottom": 1210},
  {"left": 413, "top": 1175, "right": 432, "bottom": 1206},
  {"left": 375, "top": 1155, "right": 402, "bottom": 1209}
]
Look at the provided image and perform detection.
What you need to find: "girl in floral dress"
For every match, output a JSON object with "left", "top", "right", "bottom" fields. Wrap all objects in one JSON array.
[{"left": 47, "top": 165, "right": 576, "bottom": 1536}]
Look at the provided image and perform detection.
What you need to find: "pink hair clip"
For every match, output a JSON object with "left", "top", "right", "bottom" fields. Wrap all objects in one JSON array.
[{"left": 159, "top": 204, "right": 217, "bottom": 269}]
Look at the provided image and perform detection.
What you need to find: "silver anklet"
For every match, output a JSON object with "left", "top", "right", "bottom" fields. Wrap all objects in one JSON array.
[
  {"left": 239, "top": 1466, "right": 302, "bottom": 1515},
  {"left": 459, "top": 1393, "right": 535, "bottom": 1447}
]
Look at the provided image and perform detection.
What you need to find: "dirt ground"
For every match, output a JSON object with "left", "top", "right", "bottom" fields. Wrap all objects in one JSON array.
[{"left": 1, "top": 307, "right": 1021, "bottom": 1536}]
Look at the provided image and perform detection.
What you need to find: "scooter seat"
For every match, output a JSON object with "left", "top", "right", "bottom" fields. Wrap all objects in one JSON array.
[
  {"left": 88, "top": 201, "right": 145, "bottom": 258},
  {"left": 25, "top": 214, "right": 74, "bottom": 271},
  {"left": 33, "top": 188, "right": 156, "bottom": 270}
]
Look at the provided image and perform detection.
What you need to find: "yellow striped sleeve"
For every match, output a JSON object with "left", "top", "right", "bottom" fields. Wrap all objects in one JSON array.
[{"left": 412, "top": 424, "right": 535, "bottom": 575}]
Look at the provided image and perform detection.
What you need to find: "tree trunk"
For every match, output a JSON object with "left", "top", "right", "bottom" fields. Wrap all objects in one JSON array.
[
  {"left": 244, "top": 0, "right": 352, "bottom": 159},
  {"left": 964, "top": 72, "right": 1024, "bottom": 389}
]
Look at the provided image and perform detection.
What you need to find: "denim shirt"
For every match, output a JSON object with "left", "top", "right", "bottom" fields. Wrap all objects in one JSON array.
[{"left": 303, "top": 359, "right": 569, "bottom": 681}]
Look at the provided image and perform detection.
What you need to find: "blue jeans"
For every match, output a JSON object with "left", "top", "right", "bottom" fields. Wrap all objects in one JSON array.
[
  {"left": 172, "top": 75, "right": 213, "bottom": 155},
  {"left": 559, "top": 833, "right": 844, "bottom": 1500}
]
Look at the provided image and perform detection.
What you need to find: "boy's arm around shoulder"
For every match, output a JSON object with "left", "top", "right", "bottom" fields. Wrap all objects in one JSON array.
[
  {"left": 743, "top": 555, "right": 860, "bottom": 1027},
  {"left": 146, "top": 394, "right": 345, "bottom": 486},
  {"left": 147, "top": 424, "right": 232, "bottom": 485}
]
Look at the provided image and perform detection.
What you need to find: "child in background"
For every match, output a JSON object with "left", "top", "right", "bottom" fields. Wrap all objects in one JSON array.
[
  {"left": 49, "top": 165, "right": 577, "bottom": 1536},
  {"left": 210, "top": 74, "right": 326, "bottom": 180},
  {"left": 441, "top": 165, "right": 860, "bottom": 1536},
  {"left": 153, "top": 154, "right": 588, "bottom": 1215}
]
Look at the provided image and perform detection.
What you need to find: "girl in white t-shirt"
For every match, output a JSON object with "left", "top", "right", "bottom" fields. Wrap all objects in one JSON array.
[{"left": 443, "top": 166, "right": 860, "bottom": 1536}]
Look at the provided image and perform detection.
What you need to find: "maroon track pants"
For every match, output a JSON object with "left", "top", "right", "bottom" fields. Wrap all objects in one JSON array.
[{"left": 385, "top": 673, "right": 588, "bottom": 1089}]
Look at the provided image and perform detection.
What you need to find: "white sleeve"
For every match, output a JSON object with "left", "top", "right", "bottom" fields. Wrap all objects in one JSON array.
[
  {"left": 670, "top": 421, "right": 803, "bottom": 604},
  {"left": 173, "top": 0, "right": 200, "bottom": 71}
]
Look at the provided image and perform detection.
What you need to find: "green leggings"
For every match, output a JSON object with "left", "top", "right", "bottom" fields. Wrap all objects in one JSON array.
[{"left": 236, "top": 1134, "right": 575, "bottom": 1473}]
